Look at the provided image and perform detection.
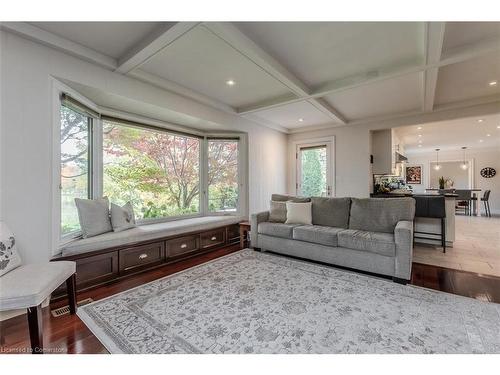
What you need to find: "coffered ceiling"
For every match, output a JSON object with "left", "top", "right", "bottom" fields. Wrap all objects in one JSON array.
[{"left": 2, "top": 21, "right": 500, "bottom": 132}]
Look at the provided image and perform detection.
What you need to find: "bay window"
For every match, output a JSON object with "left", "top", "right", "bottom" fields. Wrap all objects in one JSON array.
[{"left": 57, "top": 92, "right": 244, "bottom": 242}]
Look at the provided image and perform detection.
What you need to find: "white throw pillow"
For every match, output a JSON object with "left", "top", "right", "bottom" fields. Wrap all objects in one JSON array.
[
  {"left": 0, "top": 221, "right": 22, "bottom": 277},
  {"left": 285, "top": 202, "right": 312, "bottom": 225},
  {"left": 75, "top": 197, "right": 113, "bottom": 238},
  {"left": 111, "top": 202, "right": 136, "bottom": 232}
]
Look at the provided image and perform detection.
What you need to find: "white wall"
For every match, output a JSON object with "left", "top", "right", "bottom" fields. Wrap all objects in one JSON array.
[
  {"left": 406, "top": 148, "right": 500, "bottom": 214},
  {"left": 288, "top": 126, "right": 373, "bottom": 198},
  {"left": 0, "top": 31, "right": 288, "bottom": 264}
]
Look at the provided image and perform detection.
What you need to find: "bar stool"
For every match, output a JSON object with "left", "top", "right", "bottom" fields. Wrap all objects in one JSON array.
[
  {"left": 413, "top": 195, "right": 447, "bottom": 252},
  {"left": 455, "top": 189, "right": 472, "bottom": 215}
]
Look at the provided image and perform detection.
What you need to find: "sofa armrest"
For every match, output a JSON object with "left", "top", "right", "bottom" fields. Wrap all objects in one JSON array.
[
  {"left": 250, "top": 211, "right": 270, "bottom": 248},
  {"left": 394, "top": 220, "right": 413, "bottom": 280}
]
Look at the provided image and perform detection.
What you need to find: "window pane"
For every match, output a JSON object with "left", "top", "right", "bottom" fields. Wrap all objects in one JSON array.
[
  {"left": 300, "top": 147, "right": 327, "bottom": 197},
  {"left": 103, "top": 121, "right": 200, "bottom": 219},
  {"left": 60, "top": 106, "right": 90, "bottom": 235},
  {"left": 208, "top": 140, "right": 239, "bottom": 212}
]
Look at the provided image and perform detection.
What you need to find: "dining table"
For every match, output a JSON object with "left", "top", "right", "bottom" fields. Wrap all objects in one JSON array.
[{"left": 425, "top": 188, "right": 482, "bottom": 216}]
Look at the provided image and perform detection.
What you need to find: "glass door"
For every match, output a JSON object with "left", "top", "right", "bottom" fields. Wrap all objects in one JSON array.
[{"left": 296, "top": 142, "right": 333, "bottom": 197}]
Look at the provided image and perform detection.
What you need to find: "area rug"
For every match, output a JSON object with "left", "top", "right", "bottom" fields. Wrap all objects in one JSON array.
[{"left": 77, "top": 249, "right": 500, "bottom": 353}]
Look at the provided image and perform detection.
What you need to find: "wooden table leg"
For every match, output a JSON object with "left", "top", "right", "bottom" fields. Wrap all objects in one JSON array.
[
  {"left": 66, "top": 273, "right": 77, "bottom": 315},
  {"left": 27, "top": 304, "right": 43, "bottom": 354},
  {"left": 239, "top": 227, "right": 245, "bottom": 249}
]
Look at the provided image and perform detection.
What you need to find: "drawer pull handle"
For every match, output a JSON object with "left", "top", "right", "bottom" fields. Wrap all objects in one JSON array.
[
  {"left": 180, "top": 243, "right": 187, "bottom": 249},
  {"left": 211, "top": 236, "right": 217, "bottom": 241},
  {"left": 139, "top": 253, "right": 148, "bottom": 260}
]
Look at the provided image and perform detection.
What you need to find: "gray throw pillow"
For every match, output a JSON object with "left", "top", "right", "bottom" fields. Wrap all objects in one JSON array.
[
  {"left": 269, "top": 201, "right": 287, "bottom": 223},
  {"left": 0, "top": 221, "right": 22, "bottom": 277},
  {"left": 75, "top": 197, "right": 113, "bottom": 238},
  {"left": 111, "top": 202, "right": 136, "bottom": 232}
]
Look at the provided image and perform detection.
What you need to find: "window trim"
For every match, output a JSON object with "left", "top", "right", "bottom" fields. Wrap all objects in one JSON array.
[{"left": 51, "top": 79, "right": 247, "bottom": 253}]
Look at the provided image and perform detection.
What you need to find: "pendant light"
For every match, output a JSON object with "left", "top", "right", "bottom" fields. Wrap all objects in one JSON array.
[
  {"left": 434, "top": 148, "right": 441, "bottom": 170},
  {"left": 460, "top": 146, "right": 468, "bottom": 170}
]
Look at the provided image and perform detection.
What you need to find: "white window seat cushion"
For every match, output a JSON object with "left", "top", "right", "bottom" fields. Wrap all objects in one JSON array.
[
  {"left": 0, "top": 261, "right": 75, "bottom": 311},
  {"left": 60, "top": 216, "right": 244, "bottom": 257}
]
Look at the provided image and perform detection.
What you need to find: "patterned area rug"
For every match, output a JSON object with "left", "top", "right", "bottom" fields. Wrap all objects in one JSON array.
[{"left": 77, "top": 249, "right": 500, "bottom": 353}]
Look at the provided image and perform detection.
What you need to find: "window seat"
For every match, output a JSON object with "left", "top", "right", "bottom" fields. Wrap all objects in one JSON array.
[{"left": 60, "top": 216, "right": 245, "bottom": 257}]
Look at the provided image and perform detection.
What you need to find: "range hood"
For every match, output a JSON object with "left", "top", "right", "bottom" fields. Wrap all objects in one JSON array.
[{"left": 395, "top": 152, "right": 408, "bottom": 163}]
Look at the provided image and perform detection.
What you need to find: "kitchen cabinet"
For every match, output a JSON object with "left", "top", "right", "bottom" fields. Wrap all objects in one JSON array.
[{"left": 371, "top": 129, "right": 406, "bottom": 175}]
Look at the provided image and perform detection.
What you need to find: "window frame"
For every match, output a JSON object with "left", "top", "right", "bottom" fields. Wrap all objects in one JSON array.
[{"left": 51, "top": 80, "right": 247, "bottom": 253}]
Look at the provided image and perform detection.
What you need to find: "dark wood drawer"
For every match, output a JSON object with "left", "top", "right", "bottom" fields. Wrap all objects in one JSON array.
[
  {"left": 166, "top": 235, "right": 199, "bottom": 258},
  {"left": 119, "top": 241, "right": 165, "bottom": 275},
  {"left": 201, "top": 228, "right": 225, "bottom": 249},
  {"left": 227, "top": 224, "right": 240, "bottom": 243},
  {"left": 76, "top": 251, "right": 119, "bottom": 289}
]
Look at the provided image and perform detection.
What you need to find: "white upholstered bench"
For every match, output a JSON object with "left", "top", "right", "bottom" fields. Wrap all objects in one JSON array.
[{"left": 0, "top": 261, "right": 77, "bottom": 354}]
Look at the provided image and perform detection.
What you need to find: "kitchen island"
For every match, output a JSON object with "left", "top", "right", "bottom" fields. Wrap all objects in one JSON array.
[{"left": 371, "top": 193, "right": 457, "bottom": 247}]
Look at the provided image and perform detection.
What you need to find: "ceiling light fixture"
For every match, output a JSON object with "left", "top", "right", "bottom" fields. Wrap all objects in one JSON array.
[
  {"left": 497, "top": 125, "right": 500, "bottom": 129},
  {"left": 489, "top": 81, "right": 498, "bottom": 86},
  {"left": 487, "top": 134, "right": 491, "bottom": 137},
  {"left": 418, "top": 140, "right": 422, "bottom": 144},
  {"left": 298, "top": 118, "right": 304, "bottom": 122},
  {"left": 479, "top": 139, "right": 484, "bottom": 143},
  {"left": 460, "top": 147, "right": 468, "bottom": 170},
  {"left": 418, "top": 134, "right": 422, "bottom": 137},
  {"left": 225, "top": 79, "right": 236, "bottom": 86},
  {"left": 478, "top": 119, "right": 484, "bottom": 123},
  {"left": 417, "top": 126, "right": 422, "bottom": 130},
  {"left": 418, "top": 144, "right": 422, "bottom": 148},
  {"left": 434, "top": 148, "right": 441, "bottom": 170}
]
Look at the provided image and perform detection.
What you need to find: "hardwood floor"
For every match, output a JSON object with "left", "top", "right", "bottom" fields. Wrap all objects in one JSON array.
[{"left": 1, "top": 245, "right": 499, "bottom": 354}]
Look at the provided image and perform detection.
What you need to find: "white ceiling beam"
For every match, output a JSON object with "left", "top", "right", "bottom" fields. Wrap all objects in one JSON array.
[
  {"left": 116, "top": 22, "right": 199, "bottom": 73},
  {"left": 202, "top": 22, "right": 347, "bottom": 124},
  {"left": 422, "top": 22, "right": 446, "bottom": 112},
  {"left": 0, "top": 22, "right": 117, "bottom": 70}
]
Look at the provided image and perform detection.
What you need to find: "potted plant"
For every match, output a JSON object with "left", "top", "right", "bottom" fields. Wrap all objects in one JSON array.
[{"left": 438, "top": 176, "right": 446, "bottom": 189}]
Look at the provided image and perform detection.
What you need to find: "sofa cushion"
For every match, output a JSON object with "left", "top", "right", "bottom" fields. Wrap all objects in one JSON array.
[
  {"left": 271, "top": 194, "right": 311, "bottom": 202},
  {"left": 293, "top": 225, "right": 344, "bottom": 247},
  {"left": 269, "top": 201, "right": 287, "bottom": 223},
  {"left": 338, "top": 229, "right": 396, "bottom": 257},
  {"left": 258, "top": 222, "right": 299, "bottom": 239},
  {"left": 60, "top": 216, "right": 244, "bottom": 256},
  {"left": 311, "top": 197, "right": 351, "bottom": 228},
  {"left": 349, "top": 198, "right": 415, "bottom": 234}
]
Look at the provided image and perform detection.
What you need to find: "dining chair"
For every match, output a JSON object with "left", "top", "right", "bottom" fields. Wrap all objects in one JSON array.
[
  {"left": 454, "top": 190, "right": 472, "bottom": 215},
  {"left": 472, "top": 190, "right": 492, "bottom": 217}
]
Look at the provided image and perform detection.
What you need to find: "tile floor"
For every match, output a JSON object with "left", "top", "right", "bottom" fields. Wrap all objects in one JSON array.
[{"left": 413, "top": 214, "right": 500, "bottom": 277}]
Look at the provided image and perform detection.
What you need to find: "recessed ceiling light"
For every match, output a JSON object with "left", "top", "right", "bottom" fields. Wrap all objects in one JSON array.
[
  {"left": 298, "top": 118, "right": 304, "bottom": 122},
  {"left": 487, "top": 134, "right": 491, "bottom": 137},
  {"left": 417, "top": 126, "right": 422, "bottom": 130},
  {"left": 225, "top": 79, "right": 236, "bottom": 86},
  {"left": 478, "top": 119, "right": 484, "bottom": 123},
  {"left": 489, "top": 81, "right": 498, "bottom": 86},
  {"left": 497, "top": 125, "right": 500, "bottom": 129},
  {"left": 418, "top": 134, "right": 422, "bottom": 137},
  {"left": 479, "top": 139, "right": 484, "bottom": 143}
]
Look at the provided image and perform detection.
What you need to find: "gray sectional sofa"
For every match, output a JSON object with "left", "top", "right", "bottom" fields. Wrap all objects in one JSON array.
[{"left": 251, "top": 195, "right": 416, "bottom": 282}]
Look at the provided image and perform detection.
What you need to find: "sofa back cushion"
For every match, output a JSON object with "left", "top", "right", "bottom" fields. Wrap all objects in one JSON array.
[
  {"left": 311, "top": 197, "right": 351, "bottom": 228},
  {"left": 349, "top": 198, "right": 415, "bottom": 233}
]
